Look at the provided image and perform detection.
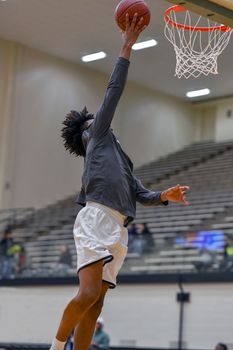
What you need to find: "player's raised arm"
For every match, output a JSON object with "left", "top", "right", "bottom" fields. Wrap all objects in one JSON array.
[
  {"left": 120, "top": 13, "right": 146, "bottom": 60},
  {"left": 89, "top": 14, "right": 147, "bottom": 138}
]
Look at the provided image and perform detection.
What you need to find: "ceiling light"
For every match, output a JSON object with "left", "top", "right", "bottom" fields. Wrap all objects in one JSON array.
[
  {"left": 132, "top": 39, "right": 158, "bottom": 51},
  {"left": 81, "top": 52, "right": 106, "bottom": 63},
  {"left": 186, "top": 88, "right": 211, "bottom": 98}
]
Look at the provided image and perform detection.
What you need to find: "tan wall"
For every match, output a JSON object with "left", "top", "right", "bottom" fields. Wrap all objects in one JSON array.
[
  {"left": 117, "top": 84, "right": 195, "bottom": 168},
  {"left": 0, "top": 40, "right": 122, "bottom": 209},
  {"left": 0, "top": 41, "right": 18, "bottom": 209},
  {"left": 194, "top": 106, "right": 216, "bottom": 142},
  {"left": 0, "top": 283, "right": 233, "bottom": 348},
  {"left": 215, "top": 98, "right": 233, "bottom": 141},
  {"left": 0, "top": 39, "right": 196, "bottom": 210},
  {"left": 194, "top": 97, "right": 233, "bottom": 143}
]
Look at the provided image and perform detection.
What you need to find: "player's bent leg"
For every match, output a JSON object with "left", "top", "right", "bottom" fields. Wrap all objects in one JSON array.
[
  {"left": 73, "top": 281, "right": 109, "bottom": 350},
  {"left": 52, "top": 260, "right": 104, "bottom": 347}
]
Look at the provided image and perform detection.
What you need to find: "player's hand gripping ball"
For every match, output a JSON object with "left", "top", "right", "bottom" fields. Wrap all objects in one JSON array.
[{"left": 115, "top": 0, "right": 151, "bottom": 31}]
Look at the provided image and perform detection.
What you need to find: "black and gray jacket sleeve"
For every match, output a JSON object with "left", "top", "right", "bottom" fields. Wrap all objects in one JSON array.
[
  {"left": 89, "top": 57, "right": 130, "bottom": 138},
  {"left": 134, "top": 176, "right": 168, "bottom": 206}
]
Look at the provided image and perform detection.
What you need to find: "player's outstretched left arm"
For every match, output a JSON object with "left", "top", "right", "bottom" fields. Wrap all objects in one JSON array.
[{"left": 135, "top": 176, "right": 190, "bottom": 206}]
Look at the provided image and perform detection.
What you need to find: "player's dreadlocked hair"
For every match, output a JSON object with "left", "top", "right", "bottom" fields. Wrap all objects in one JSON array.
[{"left": 61, "top": 107, "right": 94, "bottom": 157}]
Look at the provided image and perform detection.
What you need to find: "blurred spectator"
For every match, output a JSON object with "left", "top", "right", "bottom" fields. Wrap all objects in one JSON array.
[
  {"left": 90, "top": 317, "right": 110, "bottom": 350},
  {"left": 15, "top": 245, "right": 28, "bottom": 275},
  {"left": 214, "top": 343, "right": 228, "bottom": 350},
  {"left": 130, "top": 223, "right": 154, "bottom": 255},
  {"left": 220, "top": 237, "right": 233, "bottom": 271},
  {"left": 128, "top": 223, "right": 137, "bottom": 252},
  {"left": 0, "top": 226, "right": 20, "bottom": 278},
  {"left": 136, "top": 223, "right": 154, "bottom": 252},
  {"left": 194, "top": 248, "right": 216, "bottom": 272},
  {"left": 59, "top": 245, "right": 72, "bottom": 267},
  {"left": 223, "top": 236, "right": 229, "bottom": 259}
]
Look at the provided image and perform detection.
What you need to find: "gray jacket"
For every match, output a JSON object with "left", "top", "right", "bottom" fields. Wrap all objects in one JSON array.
[{"left": 77, "top": 57, "right": 167, "bottom": 226}]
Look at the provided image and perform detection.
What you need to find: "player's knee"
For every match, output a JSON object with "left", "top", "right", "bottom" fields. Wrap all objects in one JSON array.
[{"left": 76, "top": 286, "right": 101, "bottom": 308}]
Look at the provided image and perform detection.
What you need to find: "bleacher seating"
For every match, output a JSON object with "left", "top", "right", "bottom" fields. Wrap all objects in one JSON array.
[
  {"left": 2, "top": 140, "right": 233, "bottom": 277},
  {"left": 134, "top": 140, "right": 233, "bottom": 185},
  {"left": 0, "top": 208, "right": 34, "bottom": 234}
]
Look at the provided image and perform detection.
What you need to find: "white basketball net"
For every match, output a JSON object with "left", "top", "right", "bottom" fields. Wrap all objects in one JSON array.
[{"left": 164, "top": 6, "right": 233, "bottom": 79}]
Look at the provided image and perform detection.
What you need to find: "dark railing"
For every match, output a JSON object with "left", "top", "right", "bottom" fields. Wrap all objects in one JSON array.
[{"left": 0, "top": 345, "right": 208, "bottom": 350}]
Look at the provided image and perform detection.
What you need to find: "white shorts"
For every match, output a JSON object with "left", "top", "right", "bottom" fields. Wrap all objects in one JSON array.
[{"left": 73, "top": 201, "right": 128, "bottom": 288}]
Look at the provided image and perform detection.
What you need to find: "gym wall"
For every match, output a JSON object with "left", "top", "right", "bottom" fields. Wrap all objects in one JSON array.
[
  {"left": 0, "top": 39, "right": 195, "bottom": 210},
  {"left": 0, "top": 38, "right": 231, "bottom": 211},
  {"left": 0, "top": 283, "right": 233, "bottom": 349}
]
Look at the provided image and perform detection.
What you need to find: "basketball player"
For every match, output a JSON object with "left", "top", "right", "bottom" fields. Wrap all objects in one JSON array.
[{"left": 49, "top": 13, "right": 189, "bottom": 350}]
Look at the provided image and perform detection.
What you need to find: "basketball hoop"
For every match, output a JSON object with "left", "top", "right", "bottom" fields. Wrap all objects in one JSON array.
[{"left": 164, "top": 5, "right": 233, "bottom": 78}]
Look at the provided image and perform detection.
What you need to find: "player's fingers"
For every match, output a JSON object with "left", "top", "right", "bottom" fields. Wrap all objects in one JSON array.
[
  {"left": 183, "top": 191, "right": 190, "bottom": 205},
  {"left": 125, "top": 13, "right": 130, "bottom": 31},
  {"left": 135, "top": 17, "right": 144, "bottom": 31},
  {"left": 130, "top": 13, "right": 138, "bottom": 29},
  {"left": 180, "top": 186, "right": 190, "bottom": 191}
]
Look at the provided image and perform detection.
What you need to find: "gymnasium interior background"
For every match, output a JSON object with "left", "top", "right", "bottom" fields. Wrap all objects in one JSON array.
[{"left": 0, "top": 1, "right": 233, "bottom": 349}]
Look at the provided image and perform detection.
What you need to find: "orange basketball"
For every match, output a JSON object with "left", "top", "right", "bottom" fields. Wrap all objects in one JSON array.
[{"left": 115, "top": 0, "right": 151, "bottom": 31}]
